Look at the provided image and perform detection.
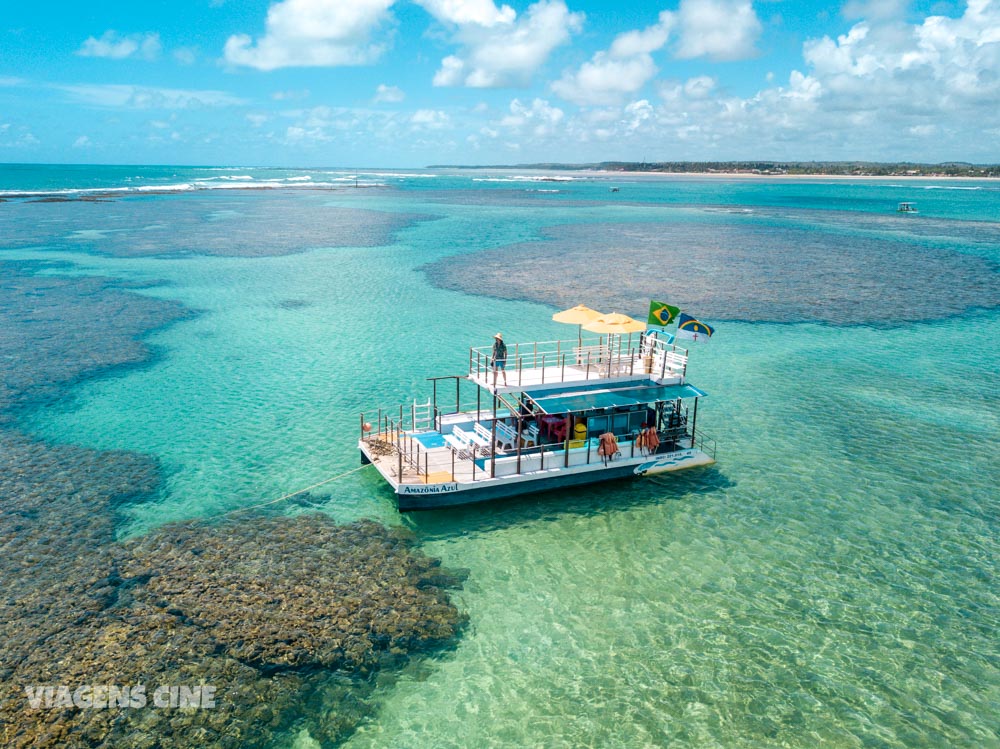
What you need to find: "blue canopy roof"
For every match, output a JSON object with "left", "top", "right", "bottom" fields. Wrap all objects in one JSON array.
[{"left": 526, "top": 383, "right": 706, "bottom": 415}]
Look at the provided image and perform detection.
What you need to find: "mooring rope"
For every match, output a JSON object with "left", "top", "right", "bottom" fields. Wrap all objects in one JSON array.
[{"left": 190, "top": 463, "right": 374, "bottom": 525}]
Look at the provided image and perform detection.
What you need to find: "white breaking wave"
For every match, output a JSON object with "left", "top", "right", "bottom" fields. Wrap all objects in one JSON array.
[
  {"left": 472, "top": 175, "right": 575, "bottom": 183},
  {"left": 0, "top": 175, "right": 382, "bottom": 199}
]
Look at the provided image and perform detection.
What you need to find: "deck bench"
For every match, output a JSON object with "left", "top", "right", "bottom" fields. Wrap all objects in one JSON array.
[
  {"left": 490, "top": 421, "right": 518, "bottom": 451},
  {"left": 523, "top": 423, "right": 539, "bottom": 446},
  {"left": 444, "top": 427, "right": 476, "bottom": 459},
  {"left": 464, "top": 424, "right": 493, "bottom": 455}
]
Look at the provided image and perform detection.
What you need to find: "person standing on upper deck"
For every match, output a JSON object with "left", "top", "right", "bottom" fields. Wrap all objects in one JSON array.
[{"left": 492, "top": 333, "right": 507, "bottom": 387}]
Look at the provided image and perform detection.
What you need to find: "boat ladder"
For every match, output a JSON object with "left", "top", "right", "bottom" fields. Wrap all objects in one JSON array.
[{"left": 411, "top": 399, "right": 434, "bottom": 432}]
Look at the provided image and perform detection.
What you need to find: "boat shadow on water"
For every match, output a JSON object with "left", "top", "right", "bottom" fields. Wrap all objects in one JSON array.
[{"left": 401, "top": 464, "right": 734, "bottom": 541}]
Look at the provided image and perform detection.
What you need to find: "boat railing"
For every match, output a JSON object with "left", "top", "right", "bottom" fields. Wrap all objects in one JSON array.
[
  {"left": 433, "top": 423, "right": 696, "bottom": 479},
  {"left": 693, "top": 431, "right": 716, "bottom": 460},
  {"left": 357, "top": 396, "right": 516, "bottom": 483},
  {"left": 358, "top": 406, "right": 441, "bottom": 483},
  {"left": 360, "top": 403, "right": 711, "bottom": 485},
  {"left": 468, "top": 335, "right": 688, "bottom": 387}
]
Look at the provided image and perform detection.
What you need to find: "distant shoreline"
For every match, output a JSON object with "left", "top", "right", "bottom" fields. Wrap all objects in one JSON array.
[
  {"left": 595, "top": 170, "right": 996, "bottom": 181},
  {"left": 428, "top": 161, "right": 1000, "bottom": 179}
]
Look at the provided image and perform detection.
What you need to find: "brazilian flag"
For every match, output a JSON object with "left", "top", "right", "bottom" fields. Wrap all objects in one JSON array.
[
  {"left": 676, "top": 313, "right": 714, "bottom": 342},
  {"left": 647, "top": 300, "right": 680, "bottom": 327}
]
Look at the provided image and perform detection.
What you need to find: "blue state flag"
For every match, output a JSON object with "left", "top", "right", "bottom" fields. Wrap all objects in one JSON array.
[{"left": 675, "top": 313, "right": 714, "bottom": 342}]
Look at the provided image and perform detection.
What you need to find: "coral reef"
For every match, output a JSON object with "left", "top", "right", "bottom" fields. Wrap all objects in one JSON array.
[
  {"left": 423, "top": 216, "right": 1000, "bottom": 325},
  {"left": 0, "top": 258, "right": 465, "bottom": 748},
  {"left": 0, "top": 259, "right": 192, "bottom": 423},
  {"left": 123, "top": 515, "right": 464, "bottom": 674},
  {"left": 0, "top": 193, "right": 428, "bottom": 258},
  {"left": 1, "top": 495, "right": 464, "bottom": 748}
]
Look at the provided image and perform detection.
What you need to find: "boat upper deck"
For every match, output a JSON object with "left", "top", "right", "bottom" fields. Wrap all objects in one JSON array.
[{"left": 468, "top": 334, "right": 688, "bottom": 395}]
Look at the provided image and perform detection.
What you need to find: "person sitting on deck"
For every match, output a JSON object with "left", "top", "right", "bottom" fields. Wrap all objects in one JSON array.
[
  {"left": 491, "top": 332, "right": 507, "bottom": 387},
  {"left": 597, "top": 432, "right": 619, "bottom": 465}
]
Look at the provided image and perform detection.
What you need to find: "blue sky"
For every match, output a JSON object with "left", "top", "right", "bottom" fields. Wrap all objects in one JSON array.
[{"left": 1, "top": 0, "right": 997, "bottom": 166}]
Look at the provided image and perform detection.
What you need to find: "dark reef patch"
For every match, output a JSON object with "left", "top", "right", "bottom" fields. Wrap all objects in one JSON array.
[
  {"left": 422, "top": 214, "right": 1000, "bottom": 325},
  {"left": 122, "top": 515, "right": 466, "bottom": 676},
  {"left": 0, "top": 191, "right": 428, "bottom": 258},
  {"left": 276, "top": 298, "right": 313, "bottom": 310},
  {"left": 0, "top": 259, "right": 193, "bottom": 423},
  {"left": 1, "top": 501, "right": 465, "bottom": 748},
  {"left": 0, "top": 258, "right": 465, "bottom": 747}
]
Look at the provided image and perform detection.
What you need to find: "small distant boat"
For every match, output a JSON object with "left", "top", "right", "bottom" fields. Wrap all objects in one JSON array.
[
  {"left": 897, "top": 202, "right": 918, "bottom": 213},
  {"left": 610, "top": 187, "right": 620, "bottom": 193}
]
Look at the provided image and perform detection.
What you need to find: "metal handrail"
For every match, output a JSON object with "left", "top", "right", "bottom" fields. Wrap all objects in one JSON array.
[
  {"left": 693, "top": 431, "right": 717, "bottom": 459},
  {"left": 468, "top": 335, "right": 688, "bottom": 381}
]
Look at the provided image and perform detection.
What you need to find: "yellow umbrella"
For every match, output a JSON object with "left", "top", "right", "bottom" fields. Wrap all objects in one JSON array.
[
  {"left": 583, "top": 312, "right": 646, "bottom": 360},
  {"left": 552, "top": 304, "right": 603, "bottom": 348},
  {"left": 552, "top": 304, "right": 603, "bottom": 324},
  {"left": 582, "top": 312, "right": 645, "bottom": 334}
]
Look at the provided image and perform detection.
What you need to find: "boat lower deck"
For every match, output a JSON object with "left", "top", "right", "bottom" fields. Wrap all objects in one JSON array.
[{"left": 359, "top": 425, "right": 714, "bottom": 510}]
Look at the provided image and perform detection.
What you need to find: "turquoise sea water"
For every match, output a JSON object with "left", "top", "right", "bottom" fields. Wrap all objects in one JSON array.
[{"left": 2, "top": 166, "right": 998, "bottom": 747}]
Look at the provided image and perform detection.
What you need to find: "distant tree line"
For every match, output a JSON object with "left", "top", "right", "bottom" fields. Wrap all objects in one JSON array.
[{"left": 430, "top": 161, "right": 1000, "bottom": 177}]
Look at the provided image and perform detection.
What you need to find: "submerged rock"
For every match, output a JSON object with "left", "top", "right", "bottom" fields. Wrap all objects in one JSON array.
[
  {"left": 0, "top": 259, "right": 192, "bottom": 422},
  {"left": 422, "top": 215, "right": 1000, "bottom": 325},
  {"left": 0, "top": 259, "right": 466, "bottom": 748},
  {"left": 1, "top": 504, "right": 466, "bottom": 748},
  {"left": 123, "top": 515, "right": 466, "bottom": 674}
]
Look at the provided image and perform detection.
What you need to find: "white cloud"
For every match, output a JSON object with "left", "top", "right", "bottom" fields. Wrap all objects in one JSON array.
[
  {"left": 246, "top": 113, "right": 269, "bottom": 126},
  {"left": 499, "top": 97, "right": 564, "bottom": 136},
  {"left": 0, "top": 126, "right": 40, "bottom": 148},
  {"left": 433, "top": 55, "right": 467, "bottom": 85},
  {"left": 78, "top": 31, "right": 162, "bottom": 60},
  {"left": 674, "top": 0, "right": 761, "bottom": 61},
  {"left": 552, "top": 11, "right": 673, "bottom": 105},
  {"left": 285, "top": 125, "right": 332, "bottom": 144},
  {"left": 0, "top": 77, "right": 24, "bottom": 86},
  {"left": 610, "top": 11, "right": 674, "bottom": 57},
  {"left": 278, "top": 105, "right": 405, "bottom": 147},
  {"left": 411, "top": 109, "right": 450, "bottom": 128},
  {"left": 225, "top": 0, "right": 395, "bottom": 70},
  {"left": 272, "top": 89, "right": 311, "bottom": 101},
  {"left": 800, "top": 0, "right": 1000, "bottom": 115},
  {"left": 174, "top": 47, "right": 198, "bottom": 65},
  {"left": 684, "top": 75, "right": 716, "bottom": 98},
  {"left": 60, "top": 84, "right": 246, "bottom": 110},
  {"left": 416, "top": 0, "right": 515, "bottom": 27},
  {"left": 552, "top": 55, "right": 659, "bottom": 106},
  {"left": 843, "top": 0, "right": 908, "bottom": 21},
  {"left": 374, "top": 83, "right": 405, "bottom": 102},
  {"left": 73, "top": 135, "right": 91, "bottom": 148},
  {"left": 433, "top": 0, "right": 584, "bottom": 87},
  {"left": 556, "top": 1, "right": 998, "bottom": 161},
  {"left": 622, "top": 99, "right": 654, "bottom": 133}
]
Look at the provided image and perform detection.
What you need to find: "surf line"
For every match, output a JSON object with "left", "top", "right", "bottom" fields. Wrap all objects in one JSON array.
[{"left": 190, "top": 464, "right": 374, "bottom": 525}]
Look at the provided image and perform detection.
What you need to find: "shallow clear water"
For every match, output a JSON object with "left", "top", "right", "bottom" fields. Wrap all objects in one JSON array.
[{"left": 2, "top": 167, "right": 998, "bottom": 747}]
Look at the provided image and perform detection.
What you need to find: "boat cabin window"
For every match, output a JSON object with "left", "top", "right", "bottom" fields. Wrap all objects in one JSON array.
[{"left": 587, "top": 409, "right": 649, "bottom": 437}]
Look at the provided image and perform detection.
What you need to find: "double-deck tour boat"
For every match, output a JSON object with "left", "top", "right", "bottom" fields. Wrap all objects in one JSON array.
[{"left": 358, "top": 330, "right": 716, "bottom": 510}]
